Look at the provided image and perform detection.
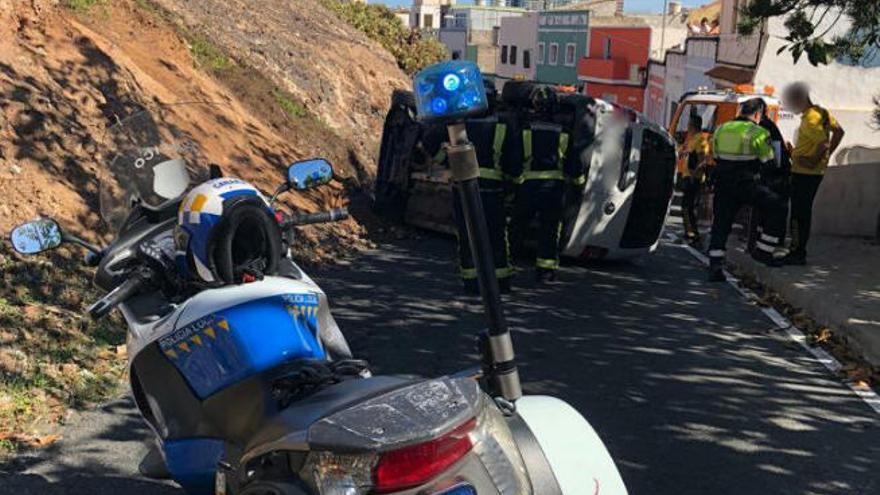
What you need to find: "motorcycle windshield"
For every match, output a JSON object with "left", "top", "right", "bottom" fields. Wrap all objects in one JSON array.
[{"left": 99, "top": 104, "right": 216, "bottom": 232}]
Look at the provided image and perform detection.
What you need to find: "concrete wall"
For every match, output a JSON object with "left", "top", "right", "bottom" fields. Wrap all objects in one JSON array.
[
  {"left": 664, "top": 50, "right": 685, "bottom": 120},
  {"left": 644, "top": 62, "right": 666, "bottom": 125},
  {"left": 683, "top": 37, "right": 716, "bottom": 91},
  {"left": 638, "top": 14, "right": 688, "bottom": 60},
  {"left": 812, "top": 162, "right": 880, "bottom": 238},
  {"left": 439, "top": 28, "right": 467, "bottom": 60}
]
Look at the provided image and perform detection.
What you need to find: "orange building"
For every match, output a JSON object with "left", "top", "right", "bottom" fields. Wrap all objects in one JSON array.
[{"left": 578, "top": 25, "right": 651, "bottom": 112}]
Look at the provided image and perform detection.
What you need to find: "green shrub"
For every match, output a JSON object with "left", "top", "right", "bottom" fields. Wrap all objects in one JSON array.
[
  {"left": 319, "top": 0, "right": 447, "bottom": 75},
  {"left": 190, "top": 35, "right": 234, "bottom": 72},
  {"left": 66, "top": 0, "right": 106, "bottom": 14},
  {"left": 274, "top": 90, "right": 308, "bottom": 119}
]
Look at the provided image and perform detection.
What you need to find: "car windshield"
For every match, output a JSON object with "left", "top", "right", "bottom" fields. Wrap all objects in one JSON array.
[{"left": 99, "top": 104, "right": 216, "bottom": 232}]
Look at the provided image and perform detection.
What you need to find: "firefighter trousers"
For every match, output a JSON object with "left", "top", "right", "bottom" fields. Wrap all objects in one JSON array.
[
  {"left": 452, "top": 183, "right": 512, "bottom": 284},
  {"left": 709, "top": 171, "right": 786, "bottom": 266},
  {"left": 680, "top": 176, "right": 701, "bottom": 241},
  {"left": 511, "top": 180, "right": 564, "bottom": 271}
]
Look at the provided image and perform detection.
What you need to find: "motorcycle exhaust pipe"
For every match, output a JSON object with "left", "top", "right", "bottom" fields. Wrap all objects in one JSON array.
[{"left": 446, "top": 123, "right": 522, "bottom": 403}]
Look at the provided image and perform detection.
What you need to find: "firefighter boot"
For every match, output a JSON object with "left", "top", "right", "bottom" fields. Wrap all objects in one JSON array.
[{"left": 752, "top": 249, "right": 784, "bottom": 268}]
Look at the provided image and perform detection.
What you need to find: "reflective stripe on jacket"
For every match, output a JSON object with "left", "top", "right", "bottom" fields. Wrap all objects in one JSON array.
[{"left": 520, "top": 122, "right": 576, "bottom": 183}]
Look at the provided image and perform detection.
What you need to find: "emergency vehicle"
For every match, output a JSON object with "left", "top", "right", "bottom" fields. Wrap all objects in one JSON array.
[{"left": 666, "top": 86, "right": 782, "bottom": 227}]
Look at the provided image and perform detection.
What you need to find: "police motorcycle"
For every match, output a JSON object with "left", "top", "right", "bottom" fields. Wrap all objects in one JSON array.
[{"left": 10, "top": 72, "right": 627, "bottom": 495}]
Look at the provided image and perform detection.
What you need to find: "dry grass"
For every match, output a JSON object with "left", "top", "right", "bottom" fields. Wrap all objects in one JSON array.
[{"left": 0, "top": 244, "right": 126, "bottom": 455}]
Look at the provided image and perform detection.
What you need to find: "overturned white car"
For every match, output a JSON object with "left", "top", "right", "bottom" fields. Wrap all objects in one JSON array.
[{"left": 374, "top": 84, "right": 676, "bottom": 260}]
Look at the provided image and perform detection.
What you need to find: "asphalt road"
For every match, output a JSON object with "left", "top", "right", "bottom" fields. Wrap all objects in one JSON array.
[{"left": 2, "top": 235, "right": 878, "bottom": 494}]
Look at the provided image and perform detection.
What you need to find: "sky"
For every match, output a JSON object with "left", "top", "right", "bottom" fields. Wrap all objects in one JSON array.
[{"left": 375, "top": 0, "right": 706, "bottom": 13}]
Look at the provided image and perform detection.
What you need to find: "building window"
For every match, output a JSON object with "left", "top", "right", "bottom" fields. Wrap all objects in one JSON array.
[
  {"left": 549, "top": 43, "right": 559, "bottom": 65},
  {"left": 537, "top": 42, "right": 545, "bottom": 64},
  {"left": 423, "top": 13, "right": 433, "bottom": 28},
  {"left": 510, "top": 45, "right": 518, "bottom": 66},
  {"left": 565, "top": 43, "right": 576, "bottom": 66},
  {"left": 501, "top": 45, "right": 508, "bottom": 64},
  {"left": 523, "top": 49, "right": 531, "bottom": 69},
  {"left": 603, "top": 38, "right": 612, "bottom": 59}
]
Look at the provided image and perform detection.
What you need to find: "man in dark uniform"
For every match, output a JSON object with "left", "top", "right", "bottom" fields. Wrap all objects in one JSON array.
[
  {"left": 445, "top": 81, "right": 521, "bottom": 294},
  {"left": 748, "top": 99, "right": 792, "bottom": 255},
  {"left": 707, "top": 98, "right": 787, "bottom": 282},
  {"left": 510, "top": 86, "right": 585, "bottom": 283}
]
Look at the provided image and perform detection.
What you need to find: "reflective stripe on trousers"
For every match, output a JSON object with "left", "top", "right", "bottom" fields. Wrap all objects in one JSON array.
[{"left": 461, "top": 266, "right": 513, "bottom": 280}]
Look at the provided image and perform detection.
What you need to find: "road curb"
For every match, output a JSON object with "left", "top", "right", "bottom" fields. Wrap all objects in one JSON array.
[
  {"left": 664, "top": 233, "right": 880, "bottom": 416},
  {"left": 727, "top": 245, "right": 880, "bottom": 368}
]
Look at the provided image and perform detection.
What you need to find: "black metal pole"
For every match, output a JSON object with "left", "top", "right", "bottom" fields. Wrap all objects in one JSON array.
[{"left": 446, "top": 123, "right": 522, "bottom": 402}]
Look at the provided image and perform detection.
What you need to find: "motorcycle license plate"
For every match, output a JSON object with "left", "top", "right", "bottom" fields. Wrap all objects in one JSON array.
[{"left": 215, "top": 470, "right": 227, "bottom": 495}]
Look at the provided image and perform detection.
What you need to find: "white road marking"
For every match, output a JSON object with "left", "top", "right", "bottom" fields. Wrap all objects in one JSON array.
[{"left": 664, "top": 232, "right": 880, "bottom": 417}]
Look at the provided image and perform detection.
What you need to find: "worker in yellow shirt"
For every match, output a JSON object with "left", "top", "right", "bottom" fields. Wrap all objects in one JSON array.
[
  {"left": 781, "top": 82, "right": 845, "bottom": 265},
  {"left": 678, "top": 115, "right": 711, "bottom": 245}
]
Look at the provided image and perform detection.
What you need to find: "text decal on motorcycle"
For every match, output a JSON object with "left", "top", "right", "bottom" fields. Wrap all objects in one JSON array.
[{"left": 158, "top": 293, "right": 325, "bottom": 398}]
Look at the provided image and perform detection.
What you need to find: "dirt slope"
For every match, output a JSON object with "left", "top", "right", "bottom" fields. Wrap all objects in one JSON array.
[
  {"left": 152, "top": 0, "right": 410, "bottom": 181},
  {"left": 0, "top": 0, "right": 401, "bottom": 452}
]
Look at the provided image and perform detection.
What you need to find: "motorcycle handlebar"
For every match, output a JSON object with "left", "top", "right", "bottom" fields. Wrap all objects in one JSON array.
[
  {"left": 87, "top": 272, "right": 147, "bottom": 320},
  {"left": 285, "top": 207, "right": 349, "bottom": 227}
]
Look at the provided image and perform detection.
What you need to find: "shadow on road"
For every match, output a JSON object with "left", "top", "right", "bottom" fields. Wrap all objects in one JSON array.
[
  {"left": 316, "top": 236, "right": 880, "bottom": 495},
  {"left": 2, "top": 236, "right": 877, "bottom": 495},
  {"left": 0, "top": 398, "right": 178, "bottom": 494}
]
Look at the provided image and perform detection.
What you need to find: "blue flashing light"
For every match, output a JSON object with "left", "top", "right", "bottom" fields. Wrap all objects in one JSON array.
[
  {"left": 412, "top": 61, "right": 488, "bottom": 123},
  {"left": 431, "top": 97, "right": 448, "bottom": 114},
  {"left": 443, "top": 73, "right": 461, "bottom": 91}
]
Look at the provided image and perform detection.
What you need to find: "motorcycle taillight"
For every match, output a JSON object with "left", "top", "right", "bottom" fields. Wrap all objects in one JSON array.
[
  {"left": 373, "top": 418, "right": 476, "bottom": 493},
  {"left": 303, "top": 417, "right": 476, "bottom": 494}
]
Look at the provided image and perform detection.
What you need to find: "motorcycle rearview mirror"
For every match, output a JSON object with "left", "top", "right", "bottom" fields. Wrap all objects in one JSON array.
[
  {"left": 9, "top": 218, "right": 63, "bottom": 254},
  {"left": 270, "top": 158, "right": 334, "bottom": 204},
  {"left": 9, "top": 218, "right": 104, "bottom": 259},
  {"left": 287, "top": 158, "right": 333, "bottom": 191}
]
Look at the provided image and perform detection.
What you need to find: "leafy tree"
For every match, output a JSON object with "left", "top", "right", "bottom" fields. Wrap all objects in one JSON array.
[
  {"left": 738, "top": 0, "right": 880, "bottom": 66},
  {"left": 738, "top": 0, "right": 880, "bottom": 127},
  {"left": 319, "top": 0, "right": 447, "bottom": 75}
]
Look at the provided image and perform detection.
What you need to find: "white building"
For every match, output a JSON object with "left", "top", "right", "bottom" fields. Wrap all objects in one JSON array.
[
  {"left": 393, "top": 8, "right": 412, "bottom": 28},
  {"left": 707, "top": 0, "right": 880, "bottom": 164},
  {"left": 410, "top": 0, "right": 455, "bottom": 30},
  {"left": 495, "top": 12, "right": 539, "bottom": 83}
]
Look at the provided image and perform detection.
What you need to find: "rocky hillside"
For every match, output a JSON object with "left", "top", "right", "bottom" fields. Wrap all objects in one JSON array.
[
  {"left": 0, "top": 0, "right": 408, "bottom": 452},
  {"left": 152, "top": 0, "right": 410, "bottom": 182}
]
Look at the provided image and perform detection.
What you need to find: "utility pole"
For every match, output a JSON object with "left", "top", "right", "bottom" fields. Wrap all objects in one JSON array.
[{"left": 660, "top": 0, "right": 668, "bottom": 59}]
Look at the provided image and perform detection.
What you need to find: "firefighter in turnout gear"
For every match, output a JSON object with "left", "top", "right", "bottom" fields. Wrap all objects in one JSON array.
[
  {"left": 678, "top": 114, "right": 711, "bottom": 245},
  {"left": 707, "top": 98, "right": 787, "bottom": 282},
  {"left": 511, "top": 86, "right": 585, "bottom": 284},
  {"left": 443, "top": 82, "right": 521, "bottom": 295}
]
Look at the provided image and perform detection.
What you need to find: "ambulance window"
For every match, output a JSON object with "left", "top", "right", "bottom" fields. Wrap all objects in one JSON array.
[{"left": 675, "top": 103, "right": 717, "bottom": 141}]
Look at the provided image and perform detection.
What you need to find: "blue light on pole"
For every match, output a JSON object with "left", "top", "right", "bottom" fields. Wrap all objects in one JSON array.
[
  {"left": 443, "top": 73, "right": 461, "bottom": 91},
  {"left": 412, "top": 61, "right": 488, "bottom": 122}
]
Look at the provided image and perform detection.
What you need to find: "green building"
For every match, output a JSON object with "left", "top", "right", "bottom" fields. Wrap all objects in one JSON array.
[{"left": 535, "top": 10, "right": 590, "bottom": 85}]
